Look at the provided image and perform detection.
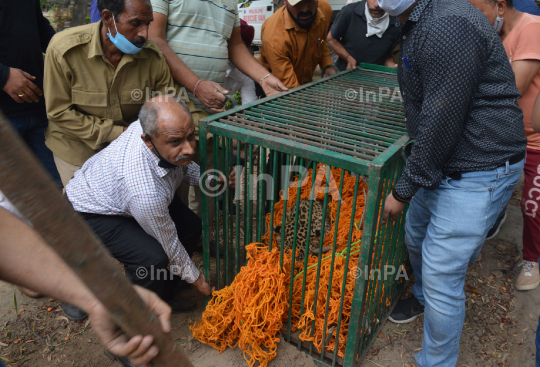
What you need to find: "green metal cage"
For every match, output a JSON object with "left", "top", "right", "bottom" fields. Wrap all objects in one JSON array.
[{"left": 198, "top": 64, "right": 411, "bottom": 366}]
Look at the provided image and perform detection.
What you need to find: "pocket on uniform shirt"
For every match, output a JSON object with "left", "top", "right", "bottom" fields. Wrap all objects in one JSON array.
[
  {"left": 71, "top": 89, "right": 108, "bottom": 107},
  {"left": 121, "top": 88, "right": 147, "bottom": 105}
]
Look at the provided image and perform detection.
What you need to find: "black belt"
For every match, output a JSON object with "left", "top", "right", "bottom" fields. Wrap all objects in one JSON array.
[{"left": 448, "top": 150, "right": 525, "bottom": 181}]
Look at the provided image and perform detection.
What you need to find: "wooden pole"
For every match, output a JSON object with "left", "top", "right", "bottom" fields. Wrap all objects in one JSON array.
[{"left": 0, "top": 112, "right": 193, "bottom": 367}]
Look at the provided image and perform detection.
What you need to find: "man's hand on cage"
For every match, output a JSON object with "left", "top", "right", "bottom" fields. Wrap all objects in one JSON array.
[
  {"left": 195, "top": 80, "right": 228, "bottom": 113},
  {"left": 382, "top": 193, "right": 406, "bottom": 223},
  {"left": 193, "top": 273, "right": 214, "bottom": 296},
  {"left": 216, "top": 169, "right": 237, "bottom": 190},
  {"left": 260, "top": 75, "right": 288, "bottom": 97}
]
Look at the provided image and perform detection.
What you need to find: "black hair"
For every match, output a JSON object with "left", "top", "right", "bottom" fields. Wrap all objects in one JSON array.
[
  {"left": 97, "top": 0, "right": 125, "bottom": 18},
  {"left": 484, "top": 0, "right": 514, "bottom": 8}
]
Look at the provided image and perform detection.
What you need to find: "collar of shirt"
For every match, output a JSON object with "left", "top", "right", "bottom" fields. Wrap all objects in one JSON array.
[
  {"left": 355, "top": 0, "right": 368, "bottom": 20},
  {"left": 87, "top": 20, "right": 157, "bottom": 60},
  {"left": 400, "top": 0, "right": 431, "bottom": 31},
  {"left": 283, "top": 6, "right": 324, "bottom": 32}
]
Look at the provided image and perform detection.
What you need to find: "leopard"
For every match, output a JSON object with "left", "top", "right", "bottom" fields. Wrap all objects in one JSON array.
[{"left": 273, "top": 199, "right": 332, "bottom": 262}]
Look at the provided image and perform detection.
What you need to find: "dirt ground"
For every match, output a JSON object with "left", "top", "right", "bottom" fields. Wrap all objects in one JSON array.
[{"left": 1, "top": 181, "right": 539, "bottom": 367}]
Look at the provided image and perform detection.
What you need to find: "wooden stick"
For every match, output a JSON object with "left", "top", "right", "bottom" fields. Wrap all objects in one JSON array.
[{"left": 0, "top": 112, "right": 193, "bottom": 367}]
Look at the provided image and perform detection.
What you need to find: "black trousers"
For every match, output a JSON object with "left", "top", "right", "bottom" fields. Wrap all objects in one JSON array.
[{"left": 79, "top": 196, "right": 202, "bottom": 302}]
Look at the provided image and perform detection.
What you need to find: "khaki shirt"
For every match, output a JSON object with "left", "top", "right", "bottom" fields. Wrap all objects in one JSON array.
[
  {"left": 44, "top": 21, "right": 179, "bottom": 166},
  {"left": 259, "top": 6, "right": 333, "bottom": 89}
]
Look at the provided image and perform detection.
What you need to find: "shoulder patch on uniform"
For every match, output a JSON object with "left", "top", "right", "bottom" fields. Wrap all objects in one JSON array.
[{"left": 49, "top": 24, "right": 95, "bottom": 56}]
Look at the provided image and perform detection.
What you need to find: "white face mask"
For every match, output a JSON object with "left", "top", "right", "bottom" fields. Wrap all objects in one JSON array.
[
  {"left": 378, "top": 0, "right": 415, "bottom": 16},
  {"left": 494, "top": 15, "right": 504, "bottom": 34}
]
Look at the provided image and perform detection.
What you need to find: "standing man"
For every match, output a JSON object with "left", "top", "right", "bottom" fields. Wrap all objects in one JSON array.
[
  {"left": 44, "top": 0, "right": 183, "bottom": 187},
  {"left": 148, "top": 0, "right": 287, "bottom": 218},
  {"left": 259, "top": 0, "right": 337, "bottom": 89},
  {"left": 470, "top": 0, "right": 540, "bottom": 290},
  {"left": 148, "top": 0, "right": 286, "bottom": 115},
  {"left": 0, "top": 0, "right": 61, "bottom": 185},
  {"left": 379, "top": 0, "right": 527, "bottom": 366},
  {"left": 327, "top": 0, "right": 401, "bottom": 71}
]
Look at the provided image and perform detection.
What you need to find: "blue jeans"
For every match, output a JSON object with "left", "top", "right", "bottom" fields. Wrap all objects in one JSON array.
[
  {"left": 7, "top": 110, "right": 61, "bottom": 185},
  {"left": 405, "top": 158, "right": 524, "bottom": 367}
]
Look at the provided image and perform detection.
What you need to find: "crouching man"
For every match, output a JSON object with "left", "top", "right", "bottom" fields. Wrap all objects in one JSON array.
[{"left": 63, "top": 96, "right": 225, "bottom": 320}]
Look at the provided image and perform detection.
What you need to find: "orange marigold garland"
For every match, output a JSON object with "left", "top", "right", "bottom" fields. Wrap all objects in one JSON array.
[
  {"left": 192, "top": 165, "right": 397, "bottom": 364},
  {"left": 190, "top": 244, "right": 291, "bottom": 367}
]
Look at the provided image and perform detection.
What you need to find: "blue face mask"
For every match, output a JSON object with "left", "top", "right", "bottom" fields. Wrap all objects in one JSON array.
[{"left": 107, "top": 17, "right": 144, "bottom": 54}]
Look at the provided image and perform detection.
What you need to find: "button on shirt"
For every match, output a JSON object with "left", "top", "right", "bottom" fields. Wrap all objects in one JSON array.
[
  {"left": 66, "top": 122, "right": 201, "bottom": 283},
  {"left": 259, "top": 6, "right": 333, "bottom": 89},
  {"left": 44, "top": 21, "right": 180, "bottom": 166},
  {"left": 394, "top": 0, "right": 527, "bottom": 199}
]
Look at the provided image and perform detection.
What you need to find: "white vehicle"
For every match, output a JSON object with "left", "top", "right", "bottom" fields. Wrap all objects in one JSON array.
[
  {"left": 237, "top": 0, "right": 276, "bottom": 47},
  {"left": 238, "top": 0, "right": 351, "bottom": 49}
]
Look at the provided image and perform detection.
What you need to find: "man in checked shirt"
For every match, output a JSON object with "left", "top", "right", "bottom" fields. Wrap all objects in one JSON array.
[
  {"left": 63, "top": 96, "right": 232, "bottom": 320},
  {"left": 377, "top": 0, "right": 527, "bottom": 365}
]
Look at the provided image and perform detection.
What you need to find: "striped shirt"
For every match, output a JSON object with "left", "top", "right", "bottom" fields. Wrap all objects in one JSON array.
[
  {"left": 152, "top": 0, "right": 240, "bottom": 110},
  {"left": 66, "top": 122, "right": 202, "bottom": 283}
]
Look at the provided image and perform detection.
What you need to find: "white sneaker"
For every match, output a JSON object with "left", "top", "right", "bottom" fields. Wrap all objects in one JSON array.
[{"left": 515, "top": 260, "right": 540, "bottom": 291}]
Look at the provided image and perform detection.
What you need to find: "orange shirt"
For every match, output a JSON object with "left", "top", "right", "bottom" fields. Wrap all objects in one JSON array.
[
  {"left": 259, "top": 5, "right": 333, "bottom": 89},
  {"left": 318, "top": 0, "right": 333, "bottom": 32},
  {"left": 502, "top": 13, "right": 540, "bottom": 150}
]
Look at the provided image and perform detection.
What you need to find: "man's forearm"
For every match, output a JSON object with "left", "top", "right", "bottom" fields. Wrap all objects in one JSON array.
[
  {"left": 151, "top": 38, "right": 201, "bottom": 93},
  {"left": 229, "top": 39, "right": 270, "bottom": 82},
  {"left": 327, "top": 37, "right": 351, "bottom": 62},
  {"left": 0, "top": 208, "right": 99, "bottom": 312}
]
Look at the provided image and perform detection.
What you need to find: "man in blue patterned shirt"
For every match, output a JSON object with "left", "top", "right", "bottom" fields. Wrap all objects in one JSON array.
[{"left": 379, "top": 0, "right": 527, "bottom": 365}]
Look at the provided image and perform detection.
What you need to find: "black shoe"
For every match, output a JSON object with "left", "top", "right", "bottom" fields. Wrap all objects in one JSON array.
[
  {"left": 167, "top": 297, "right": 197, "bottom": 314},
  {"left": 61, "top": 303, "right": 88, "bottom": 321},
  {"left": 388, "top": 296, "right": 424, "bottom": 324},
  {"left": 486, "top": 210, "right": 507, "bottom": 240},
  {"left": 105, "top": 350, "right": 138, "bottom": 367}
]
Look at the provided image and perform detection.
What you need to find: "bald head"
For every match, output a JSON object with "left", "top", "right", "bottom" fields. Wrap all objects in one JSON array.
[
  {"left": 139, "top": 95, "right": 193, "bottom": 138},
  {"left": 139, "top": 95, "right": 196, "bottom": 167}
]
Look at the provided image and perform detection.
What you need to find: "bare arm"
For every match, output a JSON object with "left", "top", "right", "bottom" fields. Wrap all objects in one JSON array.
[
  {"left": 532, "top": 91, "right": 540, "bottom": 133},
  {"left": 0, "top": 208, "right": 171, "bottom": 366},
  {"left": 148, "top": 12, "right": 228, "bottom": 112},
  {"left": 227, "top": 26, "right": 288, "bottom": 96},
  {"left": 327, "top": 30, "right": 356, "bottom": 70},
  {"left": 512, "top": 59, "right": 540, "bottom": 97},
  {"left": 384, "top": 55, "right": 397, "bottom": 68}
]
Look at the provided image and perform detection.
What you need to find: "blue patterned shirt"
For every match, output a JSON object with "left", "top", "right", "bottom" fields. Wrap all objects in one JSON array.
[{"left": 394, "top": 0, "right": 527, "bottom": 199}]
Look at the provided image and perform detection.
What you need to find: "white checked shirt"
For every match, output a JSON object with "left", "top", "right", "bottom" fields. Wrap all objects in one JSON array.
[
  {"left": 0, "top": 190, "right": 27, "bottom": 224},
  {"left": 66, "top": 121, "right": 201, "bottom": 283}
]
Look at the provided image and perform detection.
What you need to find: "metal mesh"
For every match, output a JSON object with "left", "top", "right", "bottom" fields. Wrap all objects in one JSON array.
[{"left": 211, "top": 66, "right": 407, "bottom": 163}]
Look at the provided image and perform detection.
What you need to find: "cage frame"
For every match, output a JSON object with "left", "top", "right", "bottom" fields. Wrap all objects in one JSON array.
[{"left": 198, "top": 64, "right": 411, "bottom": 367}]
